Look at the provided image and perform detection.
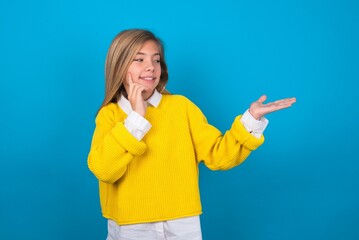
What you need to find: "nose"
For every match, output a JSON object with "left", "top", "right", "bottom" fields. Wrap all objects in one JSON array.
[{"left": 146, "top": 62, "right": 155, "bottom": 72}]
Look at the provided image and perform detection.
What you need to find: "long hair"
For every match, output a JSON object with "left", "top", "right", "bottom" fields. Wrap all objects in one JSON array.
[{"left": 98, "top": 29, "right": 169, "bottom": 113}]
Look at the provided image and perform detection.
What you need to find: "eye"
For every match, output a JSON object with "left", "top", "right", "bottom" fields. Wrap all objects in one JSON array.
[
  {"left": 154, "top": 60, "right": 161, "bottom": 63},
  {"left": 133, "top": 59, "right": 143, "bottom": 62}
]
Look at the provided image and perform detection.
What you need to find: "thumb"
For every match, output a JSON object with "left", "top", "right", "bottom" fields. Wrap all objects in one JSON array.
[
  {"left": 257, "top": 95, "right": 267, "bottom": 103},
  {"left": 257, "top": 95, "right": 267, "bottom": 104}
]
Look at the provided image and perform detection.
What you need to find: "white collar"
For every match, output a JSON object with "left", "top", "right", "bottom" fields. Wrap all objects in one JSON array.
[{"left": 118, "top": 90, "right": 162, "bottom": 114}]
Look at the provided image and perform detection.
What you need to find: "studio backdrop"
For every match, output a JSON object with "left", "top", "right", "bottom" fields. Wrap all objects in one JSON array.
[{"left": 0, "top": 0, "right": 358, "bottom": 239}]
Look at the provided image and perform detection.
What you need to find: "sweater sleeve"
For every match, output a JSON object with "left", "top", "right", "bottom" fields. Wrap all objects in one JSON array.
[
  {"left": 87, "top": 105, "right": 147, "bottom": 183},
  {"left": 186, "top": 100, "right": 265, "bottom": 170}
]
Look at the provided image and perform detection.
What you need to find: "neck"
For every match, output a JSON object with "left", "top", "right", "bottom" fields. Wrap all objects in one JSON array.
[{"left": 143, "top": 90, "right": 155, "bottom": 101}]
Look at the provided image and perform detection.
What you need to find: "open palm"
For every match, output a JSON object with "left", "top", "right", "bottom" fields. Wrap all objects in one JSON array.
[{"left": 249, "top": 95, "right": 296, "bottom": 120}]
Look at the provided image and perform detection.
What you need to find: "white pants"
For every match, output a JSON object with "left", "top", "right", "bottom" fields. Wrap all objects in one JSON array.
[{"left": 106, "top": 216, "right": 202, "bottom": 240}]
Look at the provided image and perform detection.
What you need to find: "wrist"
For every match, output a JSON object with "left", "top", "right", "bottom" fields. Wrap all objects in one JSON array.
[
  {"left": 133, "top": 104, "right": 147, "bottom": 117},
  {"left": 248, "top": 108, "right": 261, "bottom": 120},
  {"left": 134, "top": 109, "right": 146, "bottom": 117}
]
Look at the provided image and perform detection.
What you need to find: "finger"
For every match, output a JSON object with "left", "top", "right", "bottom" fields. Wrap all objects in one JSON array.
[
  {"left": 128, "top": 72, "right": 134, "bottom": 85},
  {"left": 128, "top": 79, "right": 150, "bottom": 100},
  {"left": 263, "top": 104, "right": 292, "bottom": 114},
  {"left": 274, "top": 100, "right": 296, "bottom": 110},
  {"left": 257, "top": 95, "right": 267, "bottom": 104},
  {"left": 273, "top": 97, "right": 296, "bottom": 105},
  {"left": 134, "top": 85, "right": 146, "bottom": 97},
  {"left": 128, "top": 84, "right": 143, "bottom": 101},
  {"left": 275, "top": 104, "right": 294, "bottom": 111},
  {"left": 270, "top": 100, "right": 293, "bottom": 107},
  {"left": 280, "top": 97, "right": 296, "bottom": 103},
  {"left": 132, "top": 85, "right": 147, "bottom": 102},
  {"left": 289, "top": 97, "right": 297, "bottom": 103},
  {"left": 128, "top": 84, "right": 140, "bottom": 99}
]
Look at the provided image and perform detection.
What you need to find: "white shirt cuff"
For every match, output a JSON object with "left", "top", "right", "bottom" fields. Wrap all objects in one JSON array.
[
  {"left": 240, "top": 110, "right": 269, "bottom": 139},
  {"left": 124, "top": 111, "right": 152, "bottom": 141}
]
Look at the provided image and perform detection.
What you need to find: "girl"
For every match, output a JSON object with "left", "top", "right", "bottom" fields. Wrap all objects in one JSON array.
[{"left": 88, "top": 29, "right": 296, "bottom": 240}]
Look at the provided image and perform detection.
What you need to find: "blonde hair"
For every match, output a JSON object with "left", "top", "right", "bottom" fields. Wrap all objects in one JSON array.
[{"left": 98, "top": 29, "right": 169, "bottom": 112}]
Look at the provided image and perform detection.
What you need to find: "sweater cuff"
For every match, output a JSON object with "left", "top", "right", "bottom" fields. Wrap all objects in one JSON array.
[
  {"left": 111, "top": 122, "right": 147, "bottom": 156},
  {"left": 231, "top": 115, "right": 265, "bottom": 150}
]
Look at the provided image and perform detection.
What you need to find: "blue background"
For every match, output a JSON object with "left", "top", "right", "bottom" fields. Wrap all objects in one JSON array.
[{"left": 1, "top": 0, "right": 358, "bottom": 239}]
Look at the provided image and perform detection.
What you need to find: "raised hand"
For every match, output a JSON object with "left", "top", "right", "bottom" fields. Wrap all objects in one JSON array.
[
  {"left": 249, "top": 95, "right": 296, "bottom": 120},
  {"left": 127, "top": 73, "right": 149, "bottom": 117}
]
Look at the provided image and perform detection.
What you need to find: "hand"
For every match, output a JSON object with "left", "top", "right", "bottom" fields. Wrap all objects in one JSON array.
[
  {"left": 249, "top": 95, "right": 296, "bottom": 120},
  {"left": 127, "top": 73, "right": 149, "bottom": 117}
]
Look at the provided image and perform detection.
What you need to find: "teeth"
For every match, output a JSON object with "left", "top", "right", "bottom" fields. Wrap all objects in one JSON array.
[{"left": 142, "top": 77, "right": 154, "bottom": 81}]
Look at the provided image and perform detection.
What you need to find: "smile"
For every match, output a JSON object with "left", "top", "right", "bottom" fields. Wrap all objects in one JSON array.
[{"left": 140, "top": 77, "right": 156, "bottom": 81}]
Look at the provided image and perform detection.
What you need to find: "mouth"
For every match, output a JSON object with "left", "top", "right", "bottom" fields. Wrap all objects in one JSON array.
[{"left": 139, "top": 76, "right": 156, "bottom": 81}]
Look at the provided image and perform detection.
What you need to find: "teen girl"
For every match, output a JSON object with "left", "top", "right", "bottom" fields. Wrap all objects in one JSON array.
[{"left": 88, "top": 29, "right": 296, "bottom": 240}]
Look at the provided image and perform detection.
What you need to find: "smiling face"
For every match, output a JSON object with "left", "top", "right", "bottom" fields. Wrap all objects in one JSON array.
[{"left": 125, "top": 40, "right": 162, "bottom": 100}]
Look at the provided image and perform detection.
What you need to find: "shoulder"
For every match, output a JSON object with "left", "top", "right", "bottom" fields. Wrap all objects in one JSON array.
[
  {"left": 96, "top": 102, "right": 125, "bottom": 124},
  {"left": 161, "top": 94, "right": 197, "bottom": 107},
  {"left": 161, "top": 94, "right": 204, "bottom": 116},
  {"left": 97, "top": 102, "right": 119, "bottom": 116}
]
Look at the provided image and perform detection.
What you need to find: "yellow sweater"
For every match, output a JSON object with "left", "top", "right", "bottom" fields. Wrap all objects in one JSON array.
[{"left": 88, "top": 95, "right": 264, "bottom": 225}]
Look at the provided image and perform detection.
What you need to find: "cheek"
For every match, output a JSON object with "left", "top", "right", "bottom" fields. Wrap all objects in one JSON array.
[
  {"left": 127, "top": 68, "right": 140, "bottom": 81},
  {"left": 127, "top": 67, "right": 135, "bottom": 75},
  {"left": 156, "top": 66, "right": 162, "bottom": 76}
]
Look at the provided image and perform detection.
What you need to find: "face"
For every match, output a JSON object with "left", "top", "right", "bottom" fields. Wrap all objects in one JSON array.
[{"left": 125, "top": 40, "right": 162, "bottom": 100}]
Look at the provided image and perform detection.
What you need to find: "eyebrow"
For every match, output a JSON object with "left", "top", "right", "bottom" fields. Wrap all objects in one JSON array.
[{"left": 136, "top": 52, "right": 161, "bottom": 56}]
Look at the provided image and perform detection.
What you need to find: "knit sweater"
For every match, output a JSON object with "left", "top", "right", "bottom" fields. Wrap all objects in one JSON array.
[{"left": 88, "top": 94, "right": 265, "bottom": 225}]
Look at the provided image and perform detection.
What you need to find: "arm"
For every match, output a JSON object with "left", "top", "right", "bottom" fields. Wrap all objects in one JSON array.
[
  {"left": 87, "top": 106, "right": 147, "bottom": 184},
  {"left": 88, "top": 73, "right": 152, "bottom": 183},
  {"left": 187, "top": 101, "right": 264, "bottom": 170},
  {"left": 188, "top": 95, "right": 296, "bottom": 170}
]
